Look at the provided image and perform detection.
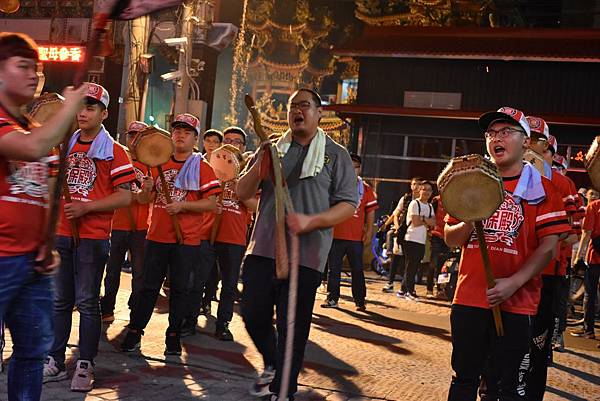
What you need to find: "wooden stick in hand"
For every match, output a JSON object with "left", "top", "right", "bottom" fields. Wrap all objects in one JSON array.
[
  {"left": 157, "top": 165, "right": 183, "bottom": 244},
  {"left": 474, "top": 221, "right": 505, "bottom": 336}
]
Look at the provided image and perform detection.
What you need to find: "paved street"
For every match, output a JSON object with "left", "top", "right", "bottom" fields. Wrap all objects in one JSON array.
[{"left": 1, "top": 271, "right": 599, "bottom": 400}]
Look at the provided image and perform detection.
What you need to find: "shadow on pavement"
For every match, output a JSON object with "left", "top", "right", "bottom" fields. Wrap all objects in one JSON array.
[
  {"left": 312, "top": 312, "right": 412, "bottom": 356},
  {"left": 563, "top": 348, "right": 600, "bottom": 364},
  {"left": 336, "top": 307, "right": 451, "bottom": 342},
  {"left": 551, "top": 362, "right": 600, "bottom": 386},
  {"left": 302, "top": 339, "right": 362, "bottom": 397},
  {"left": 545, "top": 386, "right": 589, "bottom": 401}
]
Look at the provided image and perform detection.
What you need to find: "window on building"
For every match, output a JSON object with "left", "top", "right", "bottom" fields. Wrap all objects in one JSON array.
[
  {"left": 406, "top": 136, "right": 453, "bottom": 159},
  {"left": 404, "top": 91, "right": 462, "bottom": 110}
]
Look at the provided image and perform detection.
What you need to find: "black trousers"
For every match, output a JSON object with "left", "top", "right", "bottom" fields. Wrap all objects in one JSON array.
[
  {"left": 185, "top": 241, "right": 218, "bottom": 326},
  {"left": 403, "top": 240, "right": 425, "bottom": 295},
  {"left": 241, "top": 255, "right": 321, "bottom": 397},
  {"left": 387, "top": 254, "right": 405, "bottom": 287},
  {"left": 326, "top": 239, "right": 366, "bottom": 306},
  {"left": 128, "top": 240, "right": 200, "bottom": 335},
  {"left": 526, "top": 275, "right": 561, "bottom": 401},
  {"left": 101, "top": 229, "right": 147, "bottom": 314},
  {"left": 448, "top": 304, "right": 532, "bottom": 401}
]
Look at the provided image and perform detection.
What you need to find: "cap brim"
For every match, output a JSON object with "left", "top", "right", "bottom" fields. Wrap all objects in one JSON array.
[
  {"left": 171, "top": 121, "right": 198, "bottom": 133},
  {"left": 478, "top": 111, "right": 517, "bottom": 131}
]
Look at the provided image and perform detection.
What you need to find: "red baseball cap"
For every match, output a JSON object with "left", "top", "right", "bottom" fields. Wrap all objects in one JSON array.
[
  {"left": 85, "top": 82, "right": 110, "bottom": 108},
  {"left": 171, "top": 113, "right": 200, "bottom": 135},
  {"left": 547, "top": 135, "right": 558, "bottom": 154},
  {"left": 525, "top": 116, "right": 550, "bottom": 140},
  {"left": 552, "top": 154, "right": 568, "bottom": 170},
  {"left": 478, "top": 106, "right": 531, "bottom": 137},
  {"left": 126, "top": 121, "right": 148, "bottom": 133}
]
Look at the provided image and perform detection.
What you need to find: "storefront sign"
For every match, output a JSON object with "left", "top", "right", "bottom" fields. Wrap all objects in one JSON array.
[{"left": 38, "top": 46, "right": 85, "bottom": 63}]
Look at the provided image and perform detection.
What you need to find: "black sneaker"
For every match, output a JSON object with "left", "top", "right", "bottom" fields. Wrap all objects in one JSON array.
[
  {"left": 249, "top": 366, "right": 275, "bottom": 397},
  {"left": 200, "top": 303, "right": 211, "bottom": 316},
  {"left": 120, "top": 330, "right": 141, "bottom": 352},
  {"left": 215, "top": 323, "right": 234, "bottom": 341},
  {"left": 320, "top": 299, "right": 338, "bottom": 308},
  {"left": 165, "top": 333, "right": 182, "bottom": 356}
]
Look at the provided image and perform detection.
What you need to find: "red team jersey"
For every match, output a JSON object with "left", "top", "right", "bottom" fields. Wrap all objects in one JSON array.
[
  {"left": 57, "top": 137, "right": 136, "bottom": 239},
  {"left": 112, "top": 159, "right": 151, "bottom": 231},
  {"left": 0, "top": 109, "right": 59, "bottom": 255},
  {"left": 541, "top": 170, "right": 577, "bottom": 276},
  {"left": 582, "top": 200, "right": 600, "bottom": 265},
  {"left": 333, "top": 181, "right": 378, "bottom": 241},
  {"left": 199, "top": 179, "right": 250, "bottom": 246},
  {"left": 446, "top": 174, "right": 569, "bottom": 315},
  {"left": 146, "top": 156, "right": 221, "bottom": 245}
]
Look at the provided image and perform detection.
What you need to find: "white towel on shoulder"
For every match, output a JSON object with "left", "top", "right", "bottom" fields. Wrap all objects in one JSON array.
[{"left": 275, "top": 127, "right": 326, "bottom": 179}]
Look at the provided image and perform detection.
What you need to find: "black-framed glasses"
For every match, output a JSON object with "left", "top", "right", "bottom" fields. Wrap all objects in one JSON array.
[
  {"left": 484, "top": 127, "right": 525, "bottom": 139},
  {"left": 287, "top": 101, "right": 313, "bottom": 111}
]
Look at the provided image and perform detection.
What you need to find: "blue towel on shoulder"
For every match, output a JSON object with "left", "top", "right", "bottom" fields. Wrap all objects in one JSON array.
[
  {"left": 175, "top": 152, "right": 203, "bottom": 191},
  {"left": 512, "top": 162, "right": 546, "bottom": 205},
  {"left": 67, "top": 125, "right": 114, "bottom": 160}
]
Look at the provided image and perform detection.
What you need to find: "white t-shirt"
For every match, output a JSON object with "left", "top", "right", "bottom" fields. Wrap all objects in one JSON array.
[{"left": 404, "top": 199, "right": 433, "bottom": 244}]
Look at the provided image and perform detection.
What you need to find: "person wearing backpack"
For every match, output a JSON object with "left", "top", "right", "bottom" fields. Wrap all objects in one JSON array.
[
  {"left": 401, "top": 181, "right": 435, "bottom": 301},
  {"left": 382, "top": 176, "right": 422, "bottom": 294}
]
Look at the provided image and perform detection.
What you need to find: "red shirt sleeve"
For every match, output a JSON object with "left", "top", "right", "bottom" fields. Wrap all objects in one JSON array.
[
  {"left": 110, "top": 144, "right": 136, "bottom": 187},
  {"left": 0, "top": 117, "right": 26, "bottom": 140},
  {"left": 199, "top": 160, "right": 222, "bottom": 198},
  {"left": 582, "top": 201, "right": 597, "bottom": 232},
  {"left": 363, "top": 184, "right": 378, "bottom": 213},
  {"left": 535, "top": 178, "right": 570, "bottom": 239}
]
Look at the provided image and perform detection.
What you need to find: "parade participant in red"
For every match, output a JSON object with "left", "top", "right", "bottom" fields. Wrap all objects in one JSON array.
[
  {"left": 572, "top": 197, "right": 600, "bottom": 341},
  {"left": 120, "top": 113, "right": 221, "bottom": 356},
  {"left": 100, "top": 121, "right": 151, "bottom": 323},
  {"left": 183, "top": 126, "right": 257, "bottom": 340},
  {"left": 43, "top": 83, "right": 136, "bottom": 392},
  {"left": 0, "top": 32, "right": 86, "bottom": 401},
  {"left": 322, "top": 153, "right": 378, "bottom": 310},
  {"left": 511, "top": 118, "right": 576, "bottom": 401},
  {"left": 445, "top": 107, "right": 569, "bottom": 401},
  {"left": 202, "top": 128, "right": 223, "bottom": 161}
]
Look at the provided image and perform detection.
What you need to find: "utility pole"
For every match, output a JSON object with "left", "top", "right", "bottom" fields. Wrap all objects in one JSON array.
[{"left": 173, "top": 2, "right": 194, "bottom": 116}]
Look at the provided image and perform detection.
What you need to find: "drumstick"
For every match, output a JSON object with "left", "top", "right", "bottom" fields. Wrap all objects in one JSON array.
[
  {"left": 209, "top": 188, "right": 225, "bottom": 245},
  {"left": 62, "top": 182, "right": 80, "bottom": 247},
  {"left": 157, "top": 165, "right": 183, "bottom": 244},
  {"left": 474, "top": 221, "right": 505, "bottom": 336}
]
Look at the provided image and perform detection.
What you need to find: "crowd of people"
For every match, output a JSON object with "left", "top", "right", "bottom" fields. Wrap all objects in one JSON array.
[{"left": 0, "top": 31, "right": 599, "bottom": 401}]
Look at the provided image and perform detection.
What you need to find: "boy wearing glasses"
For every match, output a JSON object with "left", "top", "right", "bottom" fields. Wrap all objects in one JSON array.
[
  {"left": 445, "top": 107, "right": 569, "bottom": 400},
  {"left": 183, "top": 126, "right": 256, "bottom": 340},
  {"left": 0, "top": 32, "right": 86, "bottom": 401},
  {"left": 100, "top": 121, "right": 151, "bottom": 323}
]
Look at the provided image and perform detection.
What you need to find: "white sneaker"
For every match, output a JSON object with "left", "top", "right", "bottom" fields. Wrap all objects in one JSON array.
[
  {"left": 43, "top": 356, "right": 68, "bottom": 383},
  {"left": 426, "top": 291, "right": 434, "bottom": 299},
  {"left": 249, "top": 365, "right": 275, "bottom": 396},
  {"left": 406, "top": 293, "right": 420, "bottom": 302},
  {"left": 70, "top": 360, "right": 94, "bottom": 392},
  {"left": 270, "top": 395, "right": 290, "bottom": 401}
]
